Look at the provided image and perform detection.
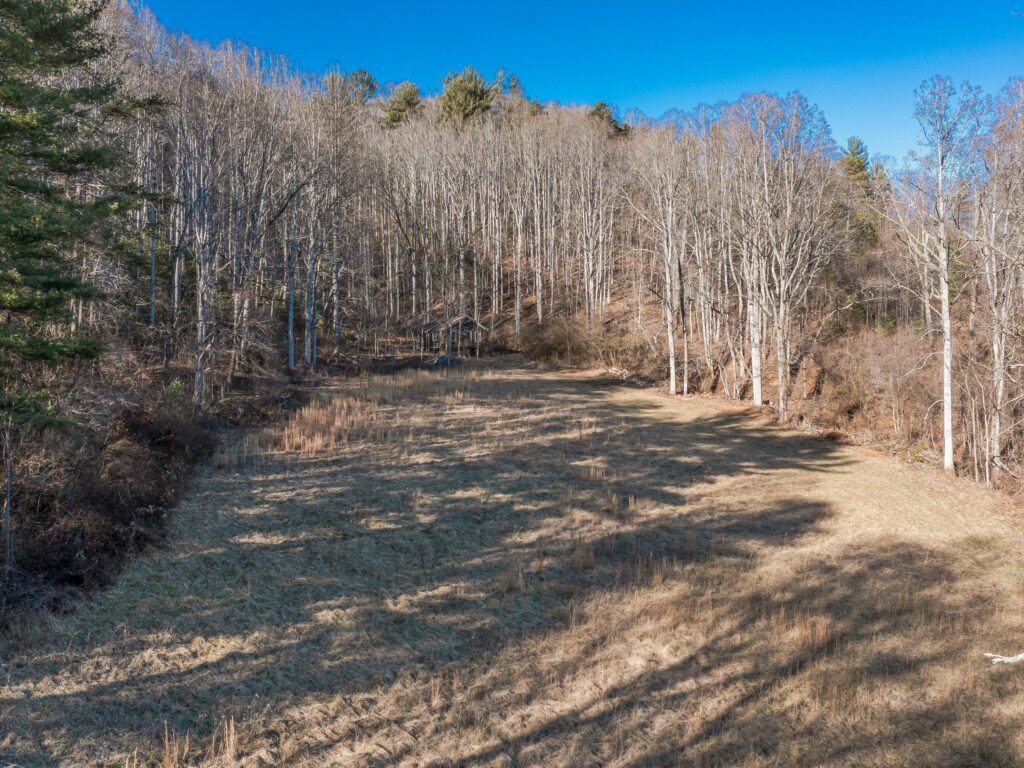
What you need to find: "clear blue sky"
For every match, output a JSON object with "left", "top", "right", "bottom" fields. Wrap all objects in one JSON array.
[{"left": 142, "top": 0, "right": 1024, "bottom": 160}]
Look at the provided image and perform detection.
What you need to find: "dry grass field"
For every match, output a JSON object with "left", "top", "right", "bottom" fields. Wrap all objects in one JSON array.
[{"left": 4, "top": 357, "right": 1024, "bottom": 767}]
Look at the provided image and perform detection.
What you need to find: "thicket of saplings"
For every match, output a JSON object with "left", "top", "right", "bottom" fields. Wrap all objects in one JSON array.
[{"left": 3, "top": 0, "right": 1023, "bottom": 613}]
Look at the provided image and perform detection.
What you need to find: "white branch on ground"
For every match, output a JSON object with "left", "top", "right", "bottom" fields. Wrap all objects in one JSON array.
[{"left": 984, "top": 651, "right": 1024, "bottom": 665}]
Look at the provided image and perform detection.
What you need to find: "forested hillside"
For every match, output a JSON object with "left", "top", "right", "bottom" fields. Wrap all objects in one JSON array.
[{"left": 4, "top": 0, "right": 1024, "bottom": 597}]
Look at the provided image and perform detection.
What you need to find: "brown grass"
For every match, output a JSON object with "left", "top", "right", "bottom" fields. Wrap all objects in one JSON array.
[
  {"left": 570, "top": 538, "right": 596, "bottom": 572},
  {"left": 4, "top": 356, "right": 1024, "bottom": 767}
]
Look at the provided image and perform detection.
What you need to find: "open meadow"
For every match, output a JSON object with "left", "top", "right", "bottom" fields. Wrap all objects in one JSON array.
[{"left": 4, "top": 359, "right": 1024, "bottom": 767}]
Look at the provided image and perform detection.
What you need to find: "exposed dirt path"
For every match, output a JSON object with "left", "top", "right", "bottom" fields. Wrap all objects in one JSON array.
[{"left": 4, "top": 359, "right": 1024, "bottom": 767}]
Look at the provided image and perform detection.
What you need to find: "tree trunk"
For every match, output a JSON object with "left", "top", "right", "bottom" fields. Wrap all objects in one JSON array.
[
  {"left": 304, "top": 244, "right": 317, "bottom": 368},
  {"left": 748, "top": 279, "right": 763, "bottom": 406},
  {"left": 664, "top": 253, "right": 677, "bottom": 395},
  {"left": 148, "top": 206, "right": 157, "bottom": 327},
  {"left": 287, "top": 240, "right": 296, "bottom": 371},
  {"left": 2, "top": 426, "right": 13, "bottom": 579},
  {"left": 677, "top": 253, "right": 688, "bottom": 396},
  {"left": 774, "top": 311, "right": 788, "bottom": 418},
  {"left": 939, "top": 239, "right": 954, "bottom": 472}
]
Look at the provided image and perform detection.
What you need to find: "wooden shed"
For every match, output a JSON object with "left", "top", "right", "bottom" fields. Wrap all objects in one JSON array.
[{"left": 412, "top": 315, "right": 486, "bottom": 356}]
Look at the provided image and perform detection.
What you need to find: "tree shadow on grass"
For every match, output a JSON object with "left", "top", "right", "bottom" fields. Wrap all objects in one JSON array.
[
  {"left": 3, "top": 368, "right": 1018, "bottom": 766},
  {"left": 411, "top": 536, "right": 1019, "bottom": 767}
]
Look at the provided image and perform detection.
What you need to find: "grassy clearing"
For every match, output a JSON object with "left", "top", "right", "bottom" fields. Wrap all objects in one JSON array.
[{"left": 4, "top": 357, "right": 1024, "bottom": 766}]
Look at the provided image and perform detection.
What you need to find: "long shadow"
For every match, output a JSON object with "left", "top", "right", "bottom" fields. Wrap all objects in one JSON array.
[
  {"left": 410, "top": 536, "right": 1019, "bottom": 767},
  {"left": 4, "top": 367, "right": 1017, "bottom": 766}
]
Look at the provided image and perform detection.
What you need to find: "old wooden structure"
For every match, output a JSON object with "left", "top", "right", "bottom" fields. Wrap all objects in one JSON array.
[{"left": 412, "top": 315, "right": 486, "bottom": 356}]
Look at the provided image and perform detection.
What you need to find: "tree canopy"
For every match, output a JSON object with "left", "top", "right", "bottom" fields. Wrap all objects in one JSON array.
[
  {"left": 382, "top": 80, "right": 422, "bottom": 127},
  {"left": 437, "top": 66, "right": 495, "bottom": 125},
  {"left": 0, "top": 0, "right": 130, "bottom": 394}
]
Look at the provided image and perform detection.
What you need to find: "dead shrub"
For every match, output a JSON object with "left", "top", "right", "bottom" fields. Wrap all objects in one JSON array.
[
  {"left": 519, "top": 314, "right": 667, "bottom": 381},
  {"left": 592, "top": 325, "right": 665, "bottom": 380},
  {"left": 793, "top": 327, "right": 936, "bottom": 449},
  {"left": 792, "top": 614, "right": 836, "bottom": 652},
  {"left": 603, "top": 488, "right": 621, "bottom": 514},
  {"left": 6, "top": 399, "right": 218, "bottom": 612},
  {"left": 520, "top": 317, "right": 596, "bottom": 365}
]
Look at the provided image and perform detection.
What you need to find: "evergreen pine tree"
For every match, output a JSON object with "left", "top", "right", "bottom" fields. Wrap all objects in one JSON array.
[
  {"left": 437, "top": 67, "right": 495, "bottom": 125},
  {"left": 0, "top": 0, "right": 130, "bottom": 575},
  {"left": 382, "top": 81, "right": 423, "bottom": 128},
  {"left": 347, "top": 69, "right": 379, "bottom": 102},
  {"left": 839, "top": 136, "right": 872, "bottom": 191},
  {"left": 589, "top": 100, "right": 629, "bottom": 136}
]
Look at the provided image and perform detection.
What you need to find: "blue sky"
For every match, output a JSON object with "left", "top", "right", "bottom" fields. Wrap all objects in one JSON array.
[{"left": 142, "top": 1, "right": 1024, "bottom": 160}]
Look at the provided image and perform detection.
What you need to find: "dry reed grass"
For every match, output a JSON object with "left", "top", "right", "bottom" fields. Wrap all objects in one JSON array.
[
  {"left": 569, "top": 538, "right": 596, "bottom": 572},
  {"left": 214, "top": 369, "right": 481, "bottom": 468}
]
